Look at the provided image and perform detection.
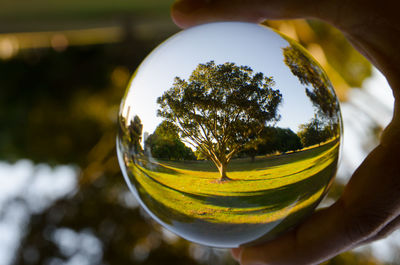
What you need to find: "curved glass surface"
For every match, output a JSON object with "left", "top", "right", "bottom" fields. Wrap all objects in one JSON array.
[{"left": 117, "top": 22, "right": 342, "bottom": 248}]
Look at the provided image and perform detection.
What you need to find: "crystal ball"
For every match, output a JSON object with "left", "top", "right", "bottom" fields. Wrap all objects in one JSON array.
[{"left": 117, "top": 22, "right": 342, "bottom": 248}]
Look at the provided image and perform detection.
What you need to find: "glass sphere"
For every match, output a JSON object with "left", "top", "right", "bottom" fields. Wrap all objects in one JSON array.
[{"left": 117, "top": 22, "right": 342, "bottom": 248}]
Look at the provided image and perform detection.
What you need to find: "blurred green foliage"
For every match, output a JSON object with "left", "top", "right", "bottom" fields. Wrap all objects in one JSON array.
[
  {"left": 0, "top": 0, "right": 174, "bottom": 33},
  {"left": 266, "top": 20, "right": 372, "bottom": 100}
]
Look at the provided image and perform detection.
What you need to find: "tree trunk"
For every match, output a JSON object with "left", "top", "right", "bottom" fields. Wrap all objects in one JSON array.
[{"left": 218, "top": 162, "right": 231, "bottom": 181}]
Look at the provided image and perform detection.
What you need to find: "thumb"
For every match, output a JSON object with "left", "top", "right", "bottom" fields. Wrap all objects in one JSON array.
[
  {"left": 236, "top": 202, "right": 353, "bottom": 265},
  {"left": 171, "top": 0, "right": 333, "bottom": 28}
]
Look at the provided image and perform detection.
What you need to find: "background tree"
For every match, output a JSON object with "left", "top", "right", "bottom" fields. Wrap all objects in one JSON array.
[
  {"left": 194, "top": 148, "right": 208, "bottom": 160},
  {"left": 128, "top": 115, "right": 143, "bottom": 154},
  {"left": 145, "top": 121, "right": 196, "bottom": 161},
  {"left": 268, "top": 127, "right": 303, "bottom": 153},
  {"left": 297, "top": 116, "right": 333, "bottom": 147},
  {"left": 119, "top": 113, "right": 143, "bottom": 154},
  {"left": 157, "top": 61, "right": 283, "bottom": 181},
  {"left": 242, "top": 127, "right": 302, "bottom": 159},
  {"left": 282, "top": 42, "right": 341, "bottom": 145},
  {"left": 241, "top": 134, "right": 266, "bottom": 162},
  {"left": 282, "top": 44, "right": 339, "bottom": 120}
]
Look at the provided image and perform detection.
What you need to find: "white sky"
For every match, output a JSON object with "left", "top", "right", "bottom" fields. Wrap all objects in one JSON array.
[{"left": 121, "top": 22, "right": 317, "bottom": 136}]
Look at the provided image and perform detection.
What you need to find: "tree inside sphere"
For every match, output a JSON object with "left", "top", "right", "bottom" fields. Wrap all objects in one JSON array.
[{"left": 117, "top": 22, "right": 342, "bottom": 248}]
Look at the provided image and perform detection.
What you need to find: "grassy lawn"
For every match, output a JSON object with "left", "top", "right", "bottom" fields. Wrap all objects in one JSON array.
[{"left": 126, "top": 139, "right": 339, "bottom": 225}]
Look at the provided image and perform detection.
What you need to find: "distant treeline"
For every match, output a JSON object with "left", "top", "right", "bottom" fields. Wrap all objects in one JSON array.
[{"left": 119, "top": 117, "right": 338, "bottom": 162}]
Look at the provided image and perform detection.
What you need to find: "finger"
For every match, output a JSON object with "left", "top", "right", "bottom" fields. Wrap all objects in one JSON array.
[
  {"left": 381, "top": 104, "right": 400, "bottom": 147},
  {"left": 171, "top": 0, "right": 330, "bottom": 28},
  {"left": 238, "top": 202, "right": 352, "bottom": 265},
  {"left": 231, "top": 248, "right": 241, "bottom": 262},
  {"left": 361, "top": 214, "right": 400, "bottom": 245}
]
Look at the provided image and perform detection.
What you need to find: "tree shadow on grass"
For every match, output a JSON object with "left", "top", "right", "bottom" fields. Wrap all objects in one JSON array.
[
  {"left": 152, "top": 139, "right": 339, "bottom": 174},
  {"left": 228, "top": 139, "right": 338, "bottom": 172},
  {"left": 133, "top": 155, "right": 337, "bottom": 212}
]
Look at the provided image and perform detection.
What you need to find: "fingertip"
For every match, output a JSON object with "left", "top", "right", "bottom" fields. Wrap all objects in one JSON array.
[
  {"left": 231, "top": 248, "right": 242, "bottom": 261},
  {"left": 171, "top": 0, "right": 207, "bottom": 28},
  {"left": 171, "top": 0, "right": 265, "bottom": 29},
  {"left": 170, "top": 2, "right": 189, "bottom": 28},
  {"left": 172, "top": 0, "right": 207, "bottom": 14},
  {"left": 240, "top": 246, "right": 268, "bottom": 265},
  {"left": 231, "top": 247, "right": 268, "bottom": 265},
  {"left": 170, "top": 7, "right": 190, "bottom": 28}
]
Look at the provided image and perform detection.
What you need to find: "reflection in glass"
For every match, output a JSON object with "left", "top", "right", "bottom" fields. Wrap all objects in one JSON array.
[{"left": 117, "top": 22, "right": 342, "bottom": 248}]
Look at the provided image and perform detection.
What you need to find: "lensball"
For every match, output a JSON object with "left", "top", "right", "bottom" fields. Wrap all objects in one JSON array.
[{"left": 117, "top": 22, "right": 342, "bottom": 248}]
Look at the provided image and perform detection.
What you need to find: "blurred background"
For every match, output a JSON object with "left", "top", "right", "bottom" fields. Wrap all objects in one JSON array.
[{"left": 0, "top": 0, "right": 397, "bottom": 264}]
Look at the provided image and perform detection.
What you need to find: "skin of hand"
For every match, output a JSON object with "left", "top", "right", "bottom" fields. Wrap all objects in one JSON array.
[{"left": 171, "top": 1, "right": 400, "bottom": 264}]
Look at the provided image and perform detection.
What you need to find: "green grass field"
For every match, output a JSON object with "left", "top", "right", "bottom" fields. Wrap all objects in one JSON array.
[{"left": 126, "top": 139, "right": 339, "bottom": 225}]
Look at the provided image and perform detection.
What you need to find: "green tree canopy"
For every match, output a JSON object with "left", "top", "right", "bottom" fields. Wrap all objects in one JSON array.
[
  {"left": 128, "top": 115, "right": 143, "bottom": 153},
  {"left": 282, "top": 44, "right": 340, "bottom": 120},
  {"left": 297, "top": 116, "right": 333, "bottom": 147},
  {"left": 157, "top": 61, "right": 283, "bottom": 181},
  {"left": 242, "top": 126, "right": 302, "bottom": 159},
  {"left": 118, "top": 113, "right": 143, "bottom": 154},
  {"left": 262, "top": 127, "right": 303, "bottom": 154},
  {"left": 145, "top": 121, "right": 196, "bottom": 161}
]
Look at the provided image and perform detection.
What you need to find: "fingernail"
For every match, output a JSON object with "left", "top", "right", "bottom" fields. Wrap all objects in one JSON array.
[
  {"left": 173, "top": 0, "right": 209, "bottom": 14},
  {"left": 231, "top": 248, "right": 241, "bottom": 261}
]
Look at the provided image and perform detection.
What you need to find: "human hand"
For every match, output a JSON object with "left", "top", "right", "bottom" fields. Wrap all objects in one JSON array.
[{"left": 171, "top": 1, "right": 400, "bottom": 264}]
